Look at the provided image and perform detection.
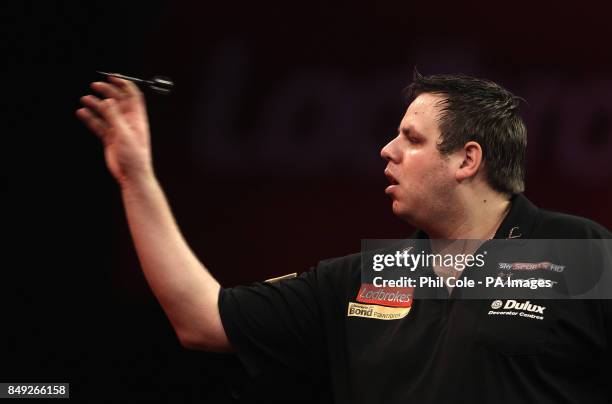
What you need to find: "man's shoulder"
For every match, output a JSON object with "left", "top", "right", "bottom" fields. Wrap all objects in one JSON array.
[
  {"left": 533, "top": 208, "right": 611, "bottom": 239},
  {"left": 307, "top": 252, "right": 363, "bottom": 287},
  {"left": 317, "top": 252, "right": 362, "bottom": 273}
]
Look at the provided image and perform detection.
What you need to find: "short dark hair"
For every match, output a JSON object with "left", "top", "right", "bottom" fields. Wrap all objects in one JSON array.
[{"left": 404, "top": 70, "right": 527, "bottom": 195}]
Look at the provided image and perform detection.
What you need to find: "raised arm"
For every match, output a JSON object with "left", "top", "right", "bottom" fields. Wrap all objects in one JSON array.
[{"left": 76, "top": 76, "right": 230, "bottom": 351}]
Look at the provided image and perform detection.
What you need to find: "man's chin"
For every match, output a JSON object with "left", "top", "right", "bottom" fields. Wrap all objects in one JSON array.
[
  {"left": 392, "top": 201, "right": 417, "bottom": 225},
  {"left": 391, "top": 201, "right": 408, "bottom": 218}
]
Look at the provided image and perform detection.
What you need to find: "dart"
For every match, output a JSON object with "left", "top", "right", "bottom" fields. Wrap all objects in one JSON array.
[{"left": 96, "top": 71, "right": 174, "bottom": 95}]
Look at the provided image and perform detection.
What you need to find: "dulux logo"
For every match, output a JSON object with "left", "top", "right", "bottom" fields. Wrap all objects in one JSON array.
[{"left": 491, "top": 299, "right": 546, "bottom": 314}]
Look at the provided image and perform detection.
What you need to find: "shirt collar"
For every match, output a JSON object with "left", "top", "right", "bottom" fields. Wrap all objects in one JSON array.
[{"left": 412, "top": 193, "right": 540, "bottom": 240}]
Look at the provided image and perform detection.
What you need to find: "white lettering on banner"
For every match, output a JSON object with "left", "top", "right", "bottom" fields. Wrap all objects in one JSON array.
[{"left": 487, "top": 300, "right": 547, "bottom": 321}]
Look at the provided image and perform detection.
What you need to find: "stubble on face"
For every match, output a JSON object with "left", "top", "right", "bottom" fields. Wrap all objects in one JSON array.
[{"left": 383, "top": 93, "right": 459, "bottom": 228}]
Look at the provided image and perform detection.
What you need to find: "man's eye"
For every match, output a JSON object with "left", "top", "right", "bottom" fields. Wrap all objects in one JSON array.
[{"left": 408, "top": 137, "right": 421, "bottom": 144}]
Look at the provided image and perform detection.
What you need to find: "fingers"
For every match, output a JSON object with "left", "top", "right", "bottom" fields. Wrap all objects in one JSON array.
[
  {"left": 90, "top": 81, "right": 125, "bottom": 100},
  {"left": 75, "top": 107, "right": 107, "bottom": 140},
  {"left": 77, "top": 77, "right": 143, "bottom": 141},
  {"left": 79, "top": 95, "right": 126, "bottom": 134},
  {"left": 108, "top": 76, "right": 143, "bottom": 99},
  {"left": 90, "top": 77, "right": 143, "bottom": 102}
]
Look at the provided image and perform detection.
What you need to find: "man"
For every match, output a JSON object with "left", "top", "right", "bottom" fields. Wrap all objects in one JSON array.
[{"left": 77, "top": 72, "right": 611, "bottom": 403}]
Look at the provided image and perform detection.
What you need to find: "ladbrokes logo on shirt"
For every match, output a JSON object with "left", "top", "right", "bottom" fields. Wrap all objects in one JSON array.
[
  {"left": 356, "top": 284, "right": 413, "bottom": 307},
  {"left": 347, "top": 302, "right": 411, "bottom": 320}
]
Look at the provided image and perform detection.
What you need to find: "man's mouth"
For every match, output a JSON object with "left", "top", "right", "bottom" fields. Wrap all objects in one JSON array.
[{"left": 384, "top": 170, "right": 399, "bottom": 185}]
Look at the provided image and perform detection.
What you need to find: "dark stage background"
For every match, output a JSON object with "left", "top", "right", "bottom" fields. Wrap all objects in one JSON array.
[{"left": 5, "top": 1, "right": 612, "bottom": 402}]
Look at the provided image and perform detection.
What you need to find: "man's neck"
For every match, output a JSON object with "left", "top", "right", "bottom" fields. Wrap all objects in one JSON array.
[
  {"left": 424, "top": 191, "right": 511, "bottom": 294},
  {"left": 423, "top": 191, "right": 511, "bottom": 240}
]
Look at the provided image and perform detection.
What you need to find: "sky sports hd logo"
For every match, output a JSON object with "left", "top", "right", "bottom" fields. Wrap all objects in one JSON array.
[{"left": 488, "top": 299, "right": 546, "bottom": 320}]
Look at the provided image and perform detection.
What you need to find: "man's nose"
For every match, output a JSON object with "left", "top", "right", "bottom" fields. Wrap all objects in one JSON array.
[{"left": 380, "top": 139, "right": 395, "bottom": 162}]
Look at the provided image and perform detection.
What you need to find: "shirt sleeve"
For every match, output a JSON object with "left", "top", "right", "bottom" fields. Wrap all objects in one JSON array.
[{"left": 218, "top": 267, "right": 327, "bottom": 377}]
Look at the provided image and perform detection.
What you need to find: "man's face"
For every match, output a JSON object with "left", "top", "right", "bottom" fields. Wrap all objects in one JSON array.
[{"left": 380, "top": 93, "right": 457, "bottom": 225}]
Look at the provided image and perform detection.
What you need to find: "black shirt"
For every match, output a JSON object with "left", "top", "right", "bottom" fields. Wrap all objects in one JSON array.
[{"left": 218, "top": 194, "right": 612, "bottom": 403}]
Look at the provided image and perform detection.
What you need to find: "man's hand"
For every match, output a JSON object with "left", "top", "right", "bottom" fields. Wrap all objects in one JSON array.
[
  {"left": 76, "top": 77, "right": 153, "bottom": 186},
  {"left": 75, "top": 76, "right": 231, "bottom": 352}
]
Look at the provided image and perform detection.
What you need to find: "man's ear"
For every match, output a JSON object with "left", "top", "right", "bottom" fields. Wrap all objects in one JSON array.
[{"left": 454, "top": 141, "right": 483, "bottom": 181}]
